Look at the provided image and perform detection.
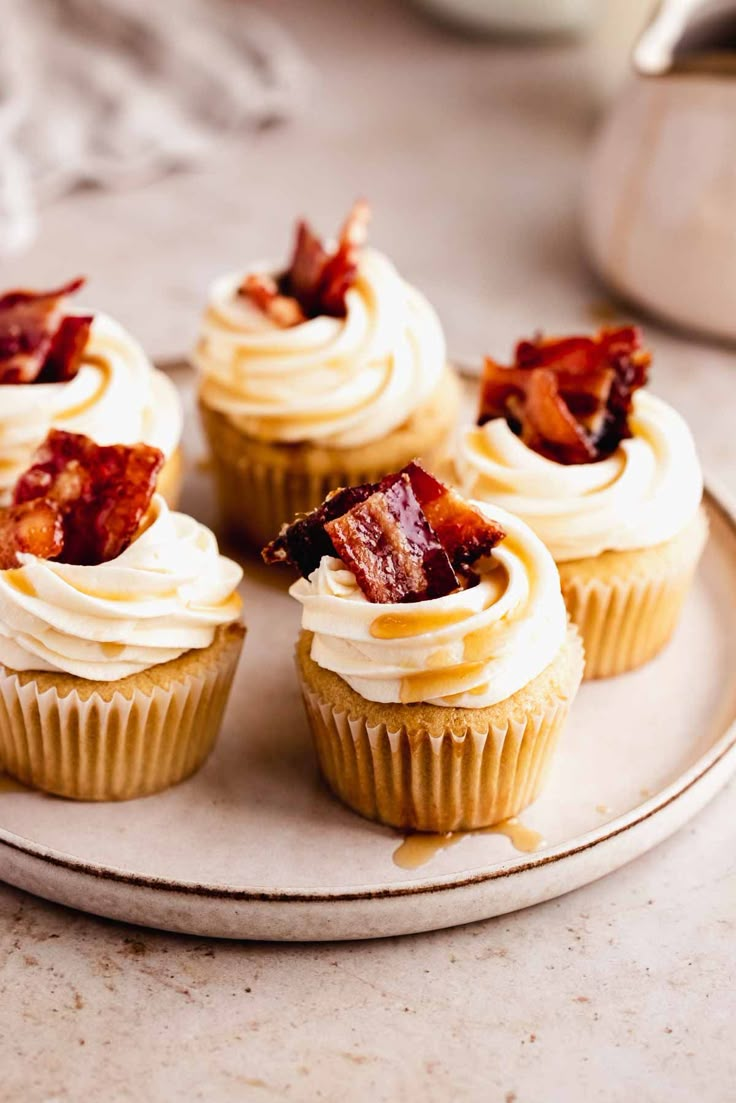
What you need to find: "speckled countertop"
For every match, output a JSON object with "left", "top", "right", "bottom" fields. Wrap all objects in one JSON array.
[{"left": 1, "top": 2, "right": 734, "bottom": 1100}]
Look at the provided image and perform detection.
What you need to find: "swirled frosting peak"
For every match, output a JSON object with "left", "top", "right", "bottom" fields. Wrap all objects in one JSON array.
[
  {"left": 0, "top": 496, "right": 243, "bottom": 680},
  {"left": 0, "top": 311, "right": 182, "bottom": 502},
  {"left": 195, "top": 247, "right": 446, "bottom": 448},
  {"left": 457, "top": 391, "right": 703, "bottom": 561},
  {"left": 291, "top": 502, "right": 567, "bottom": 708}
]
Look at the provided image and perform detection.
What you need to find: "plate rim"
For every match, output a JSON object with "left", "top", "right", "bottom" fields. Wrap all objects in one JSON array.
[{"left": 1, "top": 484, "right": 734, "bottom": 906}]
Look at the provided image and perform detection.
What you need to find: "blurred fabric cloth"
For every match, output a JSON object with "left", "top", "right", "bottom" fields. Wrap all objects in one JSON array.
[{"left": 0, "top": 0, "right": 308, "bottom": 254}]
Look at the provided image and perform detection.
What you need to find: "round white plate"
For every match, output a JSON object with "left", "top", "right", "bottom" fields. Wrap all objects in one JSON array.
[{"left": 0, "top": 489, "right": 734, "bottom": 941}]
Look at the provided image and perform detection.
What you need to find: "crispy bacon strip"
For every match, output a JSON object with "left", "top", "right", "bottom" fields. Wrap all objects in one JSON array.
[
  {"left": 0, "top": 277, "right": 91, "bottom": 385},
  {"left": 0, "top": 499, "right": 64, "bottom": 570},
  {"left": 479, "top": 327, "right": 651, "bottom": 464},
  {"left": 14, "top": 430, "right": 164, "bottom": 566},
  {"left": 263, "top": 462, "right": 505, "bottom": 603},
  {"left": 239, "top": 201, "right": 370, "bottom": 326},
  {"left": 325, "top": 475, "right": 458, "bottom": 604}
]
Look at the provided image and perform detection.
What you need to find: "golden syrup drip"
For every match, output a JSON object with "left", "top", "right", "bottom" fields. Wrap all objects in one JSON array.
[
  {"left": 399, "top": 661, "right": 486, "bottom": 704},
  {"left": 100, "top": 642, "right": 126, "bottom": 658},
  {"left": 427, "top": 647, "right": 454, "bottom": 670},
  {"left": 370, "top": 607, "right": 473, "bottom": 640},
  {"left": 393, "top": 817, "right": 544, "bottom": 869},
  {"left": 75, "top": 586, "right": 177, "bottom": 602},
  {"left": 3, "top": 569, "right": 37, "bottom": 597},
  {"left": 468, "top": 681, "right": 490, "bottom": 696},
  {"left": 56, "top": 356, "right": 112, "bottom": 421},
  {"left": 480, "top": 818, "right": 544, "bottom": 853},
  {"left": 392, "top": 832, "right": 463, "bottom": 870},
  {"left": 0, "top": 773, "right": 30, "bottom": 794}
]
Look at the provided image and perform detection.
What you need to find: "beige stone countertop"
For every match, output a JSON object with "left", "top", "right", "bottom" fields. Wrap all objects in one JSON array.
[{"left": 1, "top": 2, "right": 734, "bottom": 1100}]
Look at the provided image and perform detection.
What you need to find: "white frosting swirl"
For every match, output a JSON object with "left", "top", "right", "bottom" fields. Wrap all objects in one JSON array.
[
  {"left": 0, "top": 312, "right": 183, "bottom": 501},
  {"left": 291, "top": 503, "right": 567, "bottom": 708},
  {"left": 195, "top": 248, "right": 446, "bottom": 447},
  {"left": 456, "top": 391, "right": 703, "bottom": 562},
  {"left": 0, "top": 496, "right": 243, "bottom": 681}
]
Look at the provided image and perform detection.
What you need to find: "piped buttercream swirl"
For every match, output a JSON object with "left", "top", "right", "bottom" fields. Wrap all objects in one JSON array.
[
  {"left": 0, "top": 496, "right": 243, "bottom": 680},
  {"left": 195, "top": 248, "right": 446, "bottom": 448},
  {"left": 456, "top": 391, "right": 703, "bottom": 561},
  {"left": 290, "top": 502, "right": 567, "bottom": 708},
  {"left": 0, "top": 312, "right": 182, "bottom": 502}
]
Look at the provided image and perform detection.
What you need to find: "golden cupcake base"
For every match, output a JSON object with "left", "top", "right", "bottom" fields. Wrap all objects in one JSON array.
[
  {"left": 296, "top": 625, "right": 584, "bottom": 833},
  {"left": 0, "top": 623, "right": 245, "bottom": 801},
  {"left": 559, "top": 507, "right": 709, "bottom": 679},
  {"left": 199, "top": 365, "right": 462, "bottom": 551}
]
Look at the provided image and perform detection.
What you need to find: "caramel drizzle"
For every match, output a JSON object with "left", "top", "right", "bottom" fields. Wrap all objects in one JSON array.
[
  {"left": 2, "top": 569, "right": 37, "bottom": 597},
  {"left": 393, "top": 817, "right": 545, "bottom": 869},
  {"left": 370, "top": 607, "right": 473, "bottom": 640},
  {"left": 56, "top": 355, "right": 112, "bottom": 421}
]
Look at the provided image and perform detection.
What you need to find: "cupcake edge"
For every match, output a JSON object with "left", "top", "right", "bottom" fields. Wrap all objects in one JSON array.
[
  {"left": 198, "top": 364, "right": 462, "bottom": 551},
  {"left": 0, "top": 622, "right": 245, "bottom": 800},
  {"left": 296, "top": 623, "right": 584, "bottom": 833},
  {"left": 558, "top": 506, "right": 709, "bottom": 679}
]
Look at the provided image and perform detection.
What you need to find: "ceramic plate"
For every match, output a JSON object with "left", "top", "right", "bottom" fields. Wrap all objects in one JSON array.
[{"left": 0, "top": 488, "right": 734, "bottom": 942}]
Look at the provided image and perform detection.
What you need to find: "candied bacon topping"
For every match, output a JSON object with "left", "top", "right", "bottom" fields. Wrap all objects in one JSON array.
[
  {"left": 13, "top": 430, "right": 164, "bottom": 566},
  {"left": 326, "top": 475, "right": 458, "bottom": 604},
  {"left": 0, "top": 278, "right": 92, "bottom": 385},
  {"left": 262, "top": 462, "right": 505, "bottom": 604},
  {"left": 0, "top": 499, "right": 64, "bottom": 570},
  {"left": 238, "top": 200, "right": 370, "bottom": 326},
  {"left": 478, "top": 327, "right": 651, "bottom": 464}
]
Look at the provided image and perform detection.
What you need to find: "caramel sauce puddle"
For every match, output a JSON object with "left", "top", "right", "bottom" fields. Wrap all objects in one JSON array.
[{"left": 393, "top": 818, "right": 545, "bottom": 870}]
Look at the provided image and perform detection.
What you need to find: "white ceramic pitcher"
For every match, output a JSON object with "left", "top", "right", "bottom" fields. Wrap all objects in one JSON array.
[{"left": 583, "top": 0, "right": 736, "bottom": 342}]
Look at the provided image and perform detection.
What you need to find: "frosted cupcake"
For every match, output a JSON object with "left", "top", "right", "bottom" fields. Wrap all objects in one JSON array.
[
  {"left": 0, "top": 430, "right": 244, "bottom": 800},
  {"left": 0, "top": 278, "right": 183, "bottom": 507},
  {"left": 264, "top": 463, "right": 583, "bottom": 832},
  {"left": 195, "top": 202, "right": 461, "bottom": 550},
  {"left": 455, "top": 327, "right": 707, "bottom": 678}
]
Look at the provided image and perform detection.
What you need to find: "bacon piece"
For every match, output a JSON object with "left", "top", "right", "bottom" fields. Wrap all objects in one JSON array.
[
  {"left": 325, "top": 474, "right": 458, "bottom": 604},
  {"left": 478, "top": 327, "right": 651, "bottom": 464},
  {"left": 14, "top": 430, "right": 164, "bottom": 566},
  {"left": 399, "top": 462, "right": 505, "bottom": 573},
  {"left": 240, "top": 201, "right": 370, "bottom": 326},
  {"left": 262, "top": 482, "right": 376, "bottom": 576},
  {"left": 0, "top": 499, "right": 64, "bottom": 570},
  {"left": 0, "top": 278, "right": 90, "bottom": 385},
  {"left": 238, "top": 273, "right": 306, "bottom": 328},
  {"left": 262, "top": 462, "right": 506, "bottom": 602}
]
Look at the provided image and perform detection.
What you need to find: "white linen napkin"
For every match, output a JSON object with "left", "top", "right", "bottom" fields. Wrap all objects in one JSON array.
[{"left": 0, "top": 0, "right": 308, "bottom": 254}]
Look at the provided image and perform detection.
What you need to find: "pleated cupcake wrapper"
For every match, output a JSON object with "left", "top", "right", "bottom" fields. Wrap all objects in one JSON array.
[
  {"left": 562, "top": 559, "right": 701, "bottom": 681},
  {"left": 0, "top": 638, "right": 242, "bottom": 801},
  {"left": 202, "top": 421, "right": 453, "bottom": 551},
  {"left": 210, "top": 456, "right": 394, "bottom": 551},
  {"left": 301, "top": 685, "right": 575, "bottom": 833}
]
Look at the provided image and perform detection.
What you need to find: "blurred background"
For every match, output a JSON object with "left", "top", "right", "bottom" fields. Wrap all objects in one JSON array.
[{"left": 2, "top": 0, "right": 734, "bottom": 473}]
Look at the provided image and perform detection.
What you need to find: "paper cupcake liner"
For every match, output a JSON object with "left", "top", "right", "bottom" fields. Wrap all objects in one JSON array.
[
  {"left": 561, "top": 518, "right": 708, "bottom": 680},
  {"left": 0, "top": 630, "right": 243, "bottom": 801},
  {"left": 299, "top": 677, "right": 578, "bottom": 834},
  {"left": 209, "top": 456, "right": 455, "bottom": 553},
  {"left": 199, "top": 367, "right": 461, "bottom": 551}
]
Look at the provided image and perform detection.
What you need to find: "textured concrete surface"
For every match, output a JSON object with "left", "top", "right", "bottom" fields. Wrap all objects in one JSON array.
[{"left": 1, "top": 1, "right": 734, "bottom": 1099}]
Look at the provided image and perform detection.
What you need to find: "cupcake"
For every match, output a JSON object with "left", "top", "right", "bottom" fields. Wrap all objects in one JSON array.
[
  {"left": 0, "top": 430, "right": 244, "bottom": 800},
  {"left": 455, "top": 327, "right": 707, "bottom": 678},
  {"left": 195, "top": 202, "right": 461, "bottom": 550},
  {"left": 264, "top": 462, "right": 583, "bottom": 832},
  {"left": 0, "top": 278, "right": 184, "bottom": 507}
]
